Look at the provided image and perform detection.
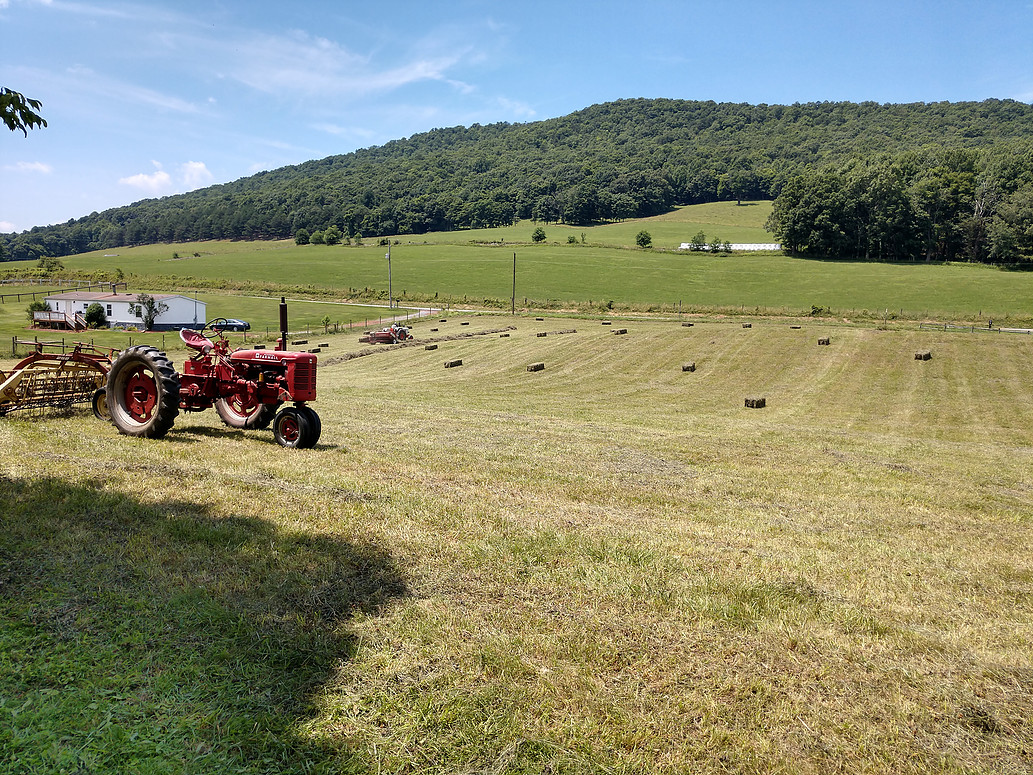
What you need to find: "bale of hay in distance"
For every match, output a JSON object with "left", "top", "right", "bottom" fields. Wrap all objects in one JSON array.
[
  {"left": 444, "top": 359, "right": 463, "bottom": 368},
  {"left": 425, "top": 344, "right": 438, "bottom": 351},
  {"left": 745, "top": 396, "right": 766, "bottom": 408},
  {"left": 682, "top": 362, "right": 696, "bottom": 372},
  {"left": 915, "top": 350, "right": 932, "bottom": 360},
  {"left": 818, "top": 337, "right": 831, "bottom": 346},
  {"left": 527, "top": 362, "right": 545, "bottom": 372}
]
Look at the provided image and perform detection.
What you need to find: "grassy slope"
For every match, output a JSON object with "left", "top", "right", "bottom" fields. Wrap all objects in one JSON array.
[
  {"left": 2, "top": 315, "right": 1032, "bottom": 773},
  {"left": 4, "top": 203, "right": 1033, "bottom": 325}
]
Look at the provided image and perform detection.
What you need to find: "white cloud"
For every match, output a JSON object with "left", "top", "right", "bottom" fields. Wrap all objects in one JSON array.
[
  {"left": 180, "top": 160, "right": 213, "bottom": 189},
  {"left": 118, "top": 160, "right": 215, "bottom": 195},
  {"left": 63, "top": 65, "right": 201, "bottom": 114},
  {"left": 494, "top": 97, "right": 537, "bottom": 119},
  {"left": 311, "top": 122, "right": 378, "bottom": 142},
  {"left": 208, "top": 26, "right": 479, "bottom": 102},
  {"left": 6, "top": 161, "right": 53, "bottom": 173},
  {"left": 119, "top": 161, "right": 173, "bottom": 194},
  {"left": 0, "top": 221, "right": 16, "bottom": 232}
]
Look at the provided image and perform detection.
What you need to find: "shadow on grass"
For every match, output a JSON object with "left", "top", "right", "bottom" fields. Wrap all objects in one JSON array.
[
  {"left": 0, "top": 474, "right": 408, "bottom": 773},
  {"left": 171, "top": 425, "right": 340, "bottom": 451}
]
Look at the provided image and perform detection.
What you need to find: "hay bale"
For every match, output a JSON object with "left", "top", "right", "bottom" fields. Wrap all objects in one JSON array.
[
  {"left": 425, "top": 344, "right": 438, "bottom": 351},
  {"left": 682, "top": 362, "right": 696, "bottom": 372},
  {"left": 682, "top": 322, "right": 694, "bottom": 327},
  {"left": 460, "top": 321, "right": 470, "bottom": 326},
  {"left": 742, "top": 323, "right": 752, "bottom": 329},
  {"left": 430, "top": 328, "right": 438, "bottom": 332},
  {"left": 601, "top": 321, "right": 612, "bottom": 326},
  {"left": 745, "top": 396, "right": 766, "bottom": 409},
  {"left": 253, "top": 345, "right": 266, "bottom": 350},
  {"left": 319, "top": 343, "right": 329, "bottom": 348},
  {"left": 536, "top": 332, "right": 547, "bottom": 337},
  {"left": 444, "top": 359, "right": 463, "bottom": 368},
  {"left": 292, "top": 339, "right": 308, "bottom": 345},
  {"left": 790, "top": 325, "right": 802, "bottom": 330},
  {"left": 308, "top": 347, "right": 321, "bottom": 353},
  {"left": 500, "top": 333, "right": 510, "bottom": 338},
  {"left": 535, "top": 317, "right": 544, "bottom": 321},
  {"left": 614, "top": 328, "right": 628, "bottom": 335},
  {"left": 439, "top": 319, "right": 447, "bottom": 322},
  {"left": 915, "top": 350, "right": 932, "bottom": 361},
  {"left": 527, "top": 362, "right": 545, "bottom": 372},
  {"left": 818, "top": 337, "right": 831, "bottom": 346}
]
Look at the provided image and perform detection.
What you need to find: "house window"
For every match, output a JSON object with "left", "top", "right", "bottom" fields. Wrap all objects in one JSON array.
[{"left": 106, "top": 304, "right": 112, "bottom": 315}]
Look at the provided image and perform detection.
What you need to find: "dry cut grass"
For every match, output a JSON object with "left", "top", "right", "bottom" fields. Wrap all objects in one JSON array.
[{"left": 2, "top": 314, "right": 1032, "bottom": 773}]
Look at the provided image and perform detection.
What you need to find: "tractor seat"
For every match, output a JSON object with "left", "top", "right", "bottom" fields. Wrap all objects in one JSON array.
[{"left": 180, "top": 328, "right": 214, "bottom": 353}]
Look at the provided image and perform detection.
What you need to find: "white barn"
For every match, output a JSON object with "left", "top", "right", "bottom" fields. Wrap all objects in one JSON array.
[
  {"left": 43, "top": 291, "right": 206, "bottom": 331},
  {"left": 678, "top": 242, "right": 782, "bottom": 252}
]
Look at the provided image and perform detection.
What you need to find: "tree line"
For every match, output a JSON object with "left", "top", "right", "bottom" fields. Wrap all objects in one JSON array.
[
  {"left": 4, "top": 98, "right": 1033, "bottom": 262},
  {"left": 766, "top": 144, "right": 1033, "bottom": 263}
]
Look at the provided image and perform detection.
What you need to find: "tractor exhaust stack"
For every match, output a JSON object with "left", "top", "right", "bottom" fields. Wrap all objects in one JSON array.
[{"left": 278, "top": 297, "right": 288, "bottom": 351}]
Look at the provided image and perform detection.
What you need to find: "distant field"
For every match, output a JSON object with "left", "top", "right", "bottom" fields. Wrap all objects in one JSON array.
[
  {"left": 396, "top": 201, "right": 775, "bottom": 247},
  {"left": 3, "top": 316, "right": 1032, "bottom": 772},
  {"left": 3, "top": 201, "right": 1033, "bottom": 325}
]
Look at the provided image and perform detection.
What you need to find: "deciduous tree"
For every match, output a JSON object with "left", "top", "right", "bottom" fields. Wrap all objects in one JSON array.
[{"left": 1, "top": 87, "right": 47, "bottom": 136}]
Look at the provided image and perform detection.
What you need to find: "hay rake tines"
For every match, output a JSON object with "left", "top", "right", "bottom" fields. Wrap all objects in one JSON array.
[{"left": 0, "top": 341, "right": 115, "bottom": 416}]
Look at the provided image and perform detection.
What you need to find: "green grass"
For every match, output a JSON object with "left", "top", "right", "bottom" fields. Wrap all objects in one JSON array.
[
  {"left": 3, "top": 316, "right": 1033, "bottom": 772},
  {"left": 4, "top": 202, "right": 1033, "bottom": 326}
]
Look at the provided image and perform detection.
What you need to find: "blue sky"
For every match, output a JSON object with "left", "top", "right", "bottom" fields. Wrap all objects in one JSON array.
[{"left": 2, "top": 0, "right": 1032, "bottom": 233}]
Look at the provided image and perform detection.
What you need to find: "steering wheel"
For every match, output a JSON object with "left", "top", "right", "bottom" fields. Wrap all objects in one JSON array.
[{"left": 204, "top": 317, "right": 231, "bottom": 333}]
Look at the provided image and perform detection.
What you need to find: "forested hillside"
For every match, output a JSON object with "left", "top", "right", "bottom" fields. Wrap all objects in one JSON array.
[{"left": 4, "top": 98, "right": 1033, "bottom": 262}]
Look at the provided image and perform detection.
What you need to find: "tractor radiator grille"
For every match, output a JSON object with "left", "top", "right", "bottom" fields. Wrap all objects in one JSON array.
[{"left": 292, "top": 359, "right": 317, "bottom": 398}]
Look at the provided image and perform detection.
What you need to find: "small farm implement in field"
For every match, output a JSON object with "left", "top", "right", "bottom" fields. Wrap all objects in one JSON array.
[
  {"left": 103, "top": 301, "right": 321, "bottom": 448},
  {"left": 0, "top": 341, "right": 115, "bottom": 417},
  {"left": 360, "top": 323, "right": 413, "bottom": 344}
]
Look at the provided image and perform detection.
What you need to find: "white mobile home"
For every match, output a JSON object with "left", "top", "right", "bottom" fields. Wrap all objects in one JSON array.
[{"left": 42, "top": 291, "right": 206, "bottom": 331}]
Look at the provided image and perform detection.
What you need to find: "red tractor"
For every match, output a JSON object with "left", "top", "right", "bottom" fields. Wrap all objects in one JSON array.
[
  {"left": 103, "top": 304, "right": 321, "bottom": 448},
  {"left": 360, "top": 323, "right": 413, "bottom": 344}
]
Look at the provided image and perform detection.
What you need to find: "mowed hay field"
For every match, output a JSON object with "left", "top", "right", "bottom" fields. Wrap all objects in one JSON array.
[{"left": 2, "top": 315, "right": 1033, "bottom": 773}]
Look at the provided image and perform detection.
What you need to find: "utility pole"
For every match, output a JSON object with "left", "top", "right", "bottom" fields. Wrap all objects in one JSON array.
[
  {"left": 386, "top": 243, "right": 392, "bottom": 309},
  {"left": 512, "top": 252, "right": 516, "bottom": 315}
]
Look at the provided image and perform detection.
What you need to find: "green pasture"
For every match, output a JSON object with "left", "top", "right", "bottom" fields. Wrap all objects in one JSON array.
[
  {"left": 3, "top": 316, "right": 1032, "bottom": 773},
  {"left": 394, "top": 201, "right": 775, "bottom": 248},
  {"left": 3, "top": 200, "right": 1032, "bottom": 328},
  {"left": 21, "top": 241, "right": 1033, "bottom": 324}
]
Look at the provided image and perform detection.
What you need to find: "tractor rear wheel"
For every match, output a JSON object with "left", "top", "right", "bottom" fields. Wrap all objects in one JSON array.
[
  {"left": 272, "top": 406, "right": 319, "bottom": 449},
  {"left": 106, "top": 346, "right": 180, "bottom": 438},
  {"left": 215, "top": 396, "right": 280, "bottom": 430}
]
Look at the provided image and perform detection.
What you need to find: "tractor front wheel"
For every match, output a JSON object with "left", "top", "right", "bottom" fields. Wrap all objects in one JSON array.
[
  {"left": 272, "top": 406, "right": 320, "bottom": 449},
  {"left": 298, "top": 405, "right": 321, "bottom": 447},
  {"left": 215, "top": 396, "right": 280, "bottom": 430},
  {"left": 106, "top": 346, "right": 180, "bottom": 438}
]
